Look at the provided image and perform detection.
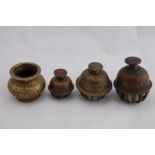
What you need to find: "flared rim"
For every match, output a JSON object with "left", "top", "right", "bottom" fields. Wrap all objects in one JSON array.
[{"left": 10, "top": 62, "right": 41, "bottom": 82}]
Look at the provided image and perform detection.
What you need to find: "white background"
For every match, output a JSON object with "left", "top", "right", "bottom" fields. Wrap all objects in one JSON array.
[
  {"left": 0, "top": 0, "right": 155, "bottom": 155},
  {"left": 0, "top": 26, "right": 154, "bottom": 129}
]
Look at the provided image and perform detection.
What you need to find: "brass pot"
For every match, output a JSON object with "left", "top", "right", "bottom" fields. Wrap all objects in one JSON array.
[
  {"left": 8, "top": 62, "right": 46, "bottom": 102},
  {"left": 76, "top": 62, "right": 112, "bottom": 101}
]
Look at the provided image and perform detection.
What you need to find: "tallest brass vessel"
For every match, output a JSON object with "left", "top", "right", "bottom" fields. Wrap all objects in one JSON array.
[{"left": 114, "top": 57, "right": 152, "bottom": 103}]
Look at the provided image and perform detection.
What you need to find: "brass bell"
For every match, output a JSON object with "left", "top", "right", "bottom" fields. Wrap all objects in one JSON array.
[
  {"left": 114, "top": 57, "right": 152, "bottom": 103},
  {"left": 48, "top": 69, "right": 74, "bottom": 98},
  {"left": 76, "top": 62, "right": 112, "bottom": 101}
]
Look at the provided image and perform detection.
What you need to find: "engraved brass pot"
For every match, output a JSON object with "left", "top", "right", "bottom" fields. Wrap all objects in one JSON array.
[
  {"left": 8, "top": 62, "right": 46, "bottom": 102},
  {"left": 114, "top": 57, "right": 152, "bottom": 103},
  {"left": 48, "top": 69, "right": 74, "bottom": 98},
  {"left": 76, "top": 62, "right": 112, "bottom": 101}
]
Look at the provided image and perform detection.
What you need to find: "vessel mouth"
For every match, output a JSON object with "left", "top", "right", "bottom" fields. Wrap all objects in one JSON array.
[{"left": 10, "top": 62, "right": 41, "bottom": 81}]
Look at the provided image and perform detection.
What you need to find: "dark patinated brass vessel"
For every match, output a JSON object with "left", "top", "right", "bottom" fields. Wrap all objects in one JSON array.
[
  {"left": 8, "top": 62, "right": 46, "bottom": 102},
  {"left": 48, "top": 69, "right": 74, "bottom": 98},
  {"left": 76, "top": 62, "right": 112, "bottom": 101},
  {"left": 114, "top": 57, "right": 152, "bottom": 103}
]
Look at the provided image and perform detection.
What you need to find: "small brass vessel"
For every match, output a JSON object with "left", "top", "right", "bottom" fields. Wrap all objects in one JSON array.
[
  {"left": 8, "top": 62, "right": 46, "bottom": 102},
  {"left": 48, "top": 69, "right": 74, "bottom": 98},
  {"left": 114, "top": 57, "right": 152, "bottom": 103},
  {"left": 76, "top": 62, "right": 112, "bottom": 101}
]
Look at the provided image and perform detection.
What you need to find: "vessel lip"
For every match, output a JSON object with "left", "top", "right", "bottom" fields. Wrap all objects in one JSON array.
[{"left": 10, "top": 62, "right": 41, "bottom": 81}]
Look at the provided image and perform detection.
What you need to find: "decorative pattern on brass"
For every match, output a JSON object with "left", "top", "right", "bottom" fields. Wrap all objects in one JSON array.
[
  {"left": 76, "top": 62, "right": 112, "bottom": 101},
  {"left": 8, "top": 62, "right": 46, "bottom": 102}
]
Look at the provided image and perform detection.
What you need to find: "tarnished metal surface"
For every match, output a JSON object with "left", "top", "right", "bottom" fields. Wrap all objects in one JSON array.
[
  {"left": 114, "top": 57, "right": 152, "bottom": 103},
  {"left": 76, "top": 62, "right": 112, "bottom": 101},
  {"left": 8, "top": 62, "right": 46, "bottom": 102},
  {"left": 48, "top": 69, "right": 74, "bottom": 98}
]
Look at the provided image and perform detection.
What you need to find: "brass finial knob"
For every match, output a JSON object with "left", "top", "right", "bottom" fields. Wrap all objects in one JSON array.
[
  {"left": 88, "top": 62, "right": 103, "bottom": 75},
  {"left": 125, "top": 57, "right": 141, "bottom": 68},
  {"left": 54, "top": 69, "right": 67, "bottom": 80}
]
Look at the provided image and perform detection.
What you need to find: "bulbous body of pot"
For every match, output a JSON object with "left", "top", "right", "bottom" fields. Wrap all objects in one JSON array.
[
  {"left": 8, "top": 75, "right": 45, "bottom": 102},
  {"left": 8, "top": 62, "right": 46, "bottom": 102},
  {"left": 48, "top": 76, "right": 74, "bottom": 98}
]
